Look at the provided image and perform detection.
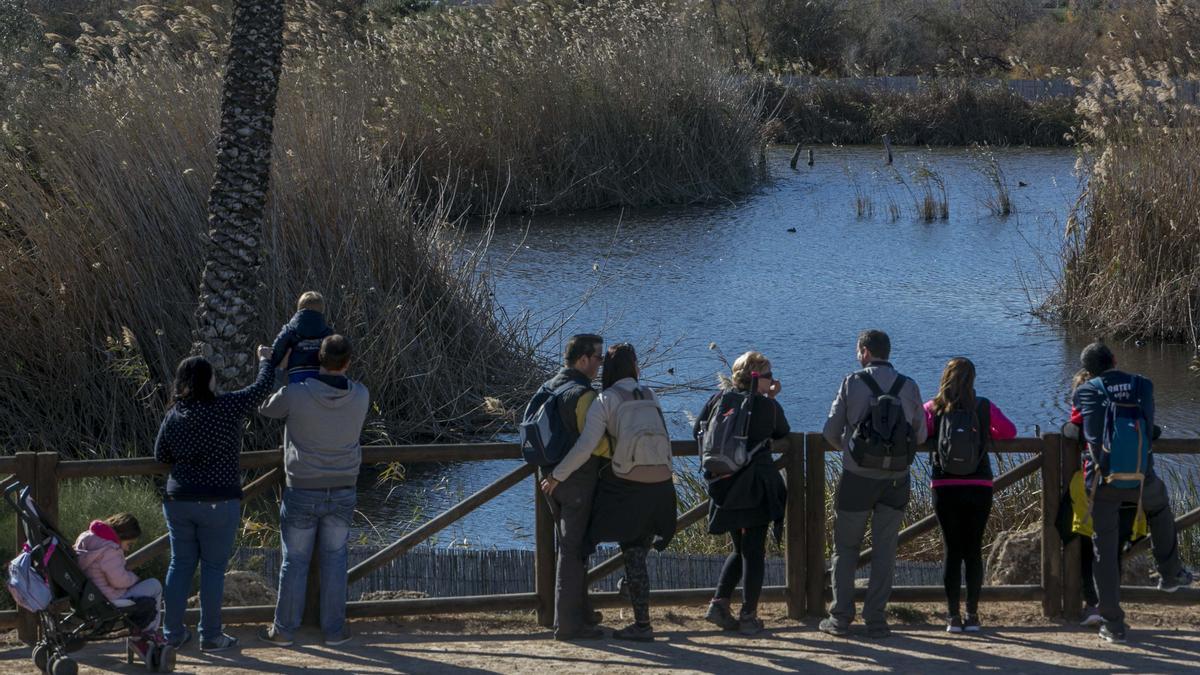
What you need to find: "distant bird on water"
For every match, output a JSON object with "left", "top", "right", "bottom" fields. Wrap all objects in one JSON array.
[{"left": 786, "top": 227, "right": 797, "bottom": 233}]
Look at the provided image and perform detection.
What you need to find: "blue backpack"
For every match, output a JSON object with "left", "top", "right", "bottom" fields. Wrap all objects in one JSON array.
[
  {"left": 519, "top": 381, "right": 583, "bottom": 466},
  {"left": 1091, "top": 375, "right": 1152, "bottom": 490}
]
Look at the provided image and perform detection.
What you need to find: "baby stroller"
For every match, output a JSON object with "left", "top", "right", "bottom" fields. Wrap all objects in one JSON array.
[{"left": 4, "top": 482, "right": 175, "bottom": 673}]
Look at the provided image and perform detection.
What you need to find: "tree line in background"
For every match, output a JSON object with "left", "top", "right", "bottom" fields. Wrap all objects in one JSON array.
[{"left": 19, "top": 0, "right": 1200, "bottom": 78}]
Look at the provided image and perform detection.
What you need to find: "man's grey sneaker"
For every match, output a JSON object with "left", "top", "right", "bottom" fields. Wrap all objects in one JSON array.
[
  {"left": 704, "top": 602, "right": 739, "bottom": 631},
  {"left": 199, "top": 633, "right": 239, "bottom": 652},
  {"left": 1099, "top": 622, "right": 1127, "bottom": 644},
  {"left": 1080, "top": 605, "right": 1103, "bottom": 627},
  {"left": 165, "top": 628, "right": 192, "bottom": 650},
  {"left": 554, "top": 626, "right": 604, "bottom": 642},
  {"left": 257, "top": 626, "right": 293, "bottom": 647},
  {"left": 963, "top": 614, "right": 981, "bottom": 633},
  {"left": 866, "top": 623, "right": 892, "bottom": 639},
  {"left": 613, "top": 623, "right": 654, "bottom": 642},
  {"left": 946, "top": 615, "right": 963, "bottom": 634},
  {"left": 738, "top": 614, "right": 765, "bottom": 636},
  {"left": 818, "top": 617, "right": 850, "bottom": 637},
  {"left": 1158, "top": 568, "right": 1195, "bottom": 593},
  {"left": 324, "top": 631, "right": 352, "bottom": 647}
]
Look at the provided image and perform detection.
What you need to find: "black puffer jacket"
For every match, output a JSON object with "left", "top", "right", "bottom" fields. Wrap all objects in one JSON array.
[{"left": 694, "top": 390, "right": 790, "bottom": 536}]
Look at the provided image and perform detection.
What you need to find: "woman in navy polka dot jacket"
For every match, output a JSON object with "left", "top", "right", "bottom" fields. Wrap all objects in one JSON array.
[{"left": 154, "top": 346, "right": 274, "bottom": 652}]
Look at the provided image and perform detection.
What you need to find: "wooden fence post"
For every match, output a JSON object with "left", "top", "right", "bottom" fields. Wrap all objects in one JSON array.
[
  {"left": 34, "top": 453, "right": 59, "bottom": 532},
  {"left": 14, "top": 452, "right": 38, "bottom": 644},
  {"left": 534, "top": 473, "right": 556, "bottom": 628},
  {"left": 1040, "top": 433, "right": 1063, "bottom": 618},
  {"left": 784, "top": 434, "right": 806, "bottom": 619},
  {"left": 804, "top": 434, "right": 826, "bottom": 618},
  {"left": 1061, "top": 436, "right": 1082, "bottom": 621}
]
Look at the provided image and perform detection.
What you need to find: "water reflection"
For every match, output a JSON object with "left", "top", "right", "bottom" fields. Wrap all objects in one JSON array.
[{"left": 356, "top": 146, "right": 1197, "bottom": 549}]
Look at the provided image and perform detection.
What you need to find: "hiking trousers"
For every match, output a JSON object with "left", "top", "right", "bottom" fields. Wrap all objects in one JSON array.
[
  {"left": 1093, "top": 475, "right": 1183, "bottom": 624},
  {"left": 933, "top": 485, "right": 992, "bottom": 616},
  {"left": 830, "top": 471, "right": 909, "bottom": 628},
  {"left": 546, "top": 456, "right": 601, "bottom": 637}
]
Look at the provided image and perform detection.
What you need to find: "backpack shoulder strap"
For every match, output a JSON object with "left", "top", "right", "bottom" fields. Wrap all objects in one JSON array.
[
  {"left": 885, "top": 374, "right": 907, "bottom": 397},
  {"left": 857, "top": 371, "right": 884, "bottom": 397},
  {"left": 977, "top": 397, "right": 992, "bottom": 441}
]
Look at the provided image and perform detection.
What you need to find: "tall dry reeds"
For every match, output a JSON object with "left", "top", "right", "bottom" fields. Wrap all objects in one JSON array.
[
  {"left": 1050, "top": 2, "right": 1200, "bottom": 344},
  {"left": 0, "top": 8, "right": 542, "bottom": 454},
  {"left": 762, "top": 78, "right": 1076, "bottom": 147}
]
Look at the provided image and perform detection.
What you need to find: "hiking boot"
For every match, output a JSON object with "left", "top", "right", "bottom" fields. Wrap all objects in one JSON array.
[
  {"left": 963, "top": 614, "right": 981, "bottom": 633},
  {"left": 1099, "top": 621, "right": 1127, "bottom": 644},
  {"left": 738, "top": 614, "right": 765, "bottom": 636},
  {"left": 866, "top": 623, "right": 892, "bottom": 639},
  {"left": 1080, "top": 606, "right": 1103, "bottom": 628},
  {"left": 704, "top": 602, "right": 739, "bottom": 631},
  {"left": 818, "top": 617, "right": 850, "bottom": 637},
  {"left": 200, "top": 633, "right": 239, "bottom": 652},
  {"left": 1158, "top": 568, "right": 1195, "bottom": 593},
  {"left": 613, "top": 622, "right": 654, "bottom": 642},
  {"left": 257, "top": 626, "right": 293, "bottom": 647},
  {"left": 165, "top": 628, "right": 192, "bottom": 650},
  {"left": 946, "top": 615, "right": 963, "bottom": 634},
  {"left": 324, "top": 630, "right": 352, "bottom": 647},
  {"left": 554, "top": 626, "right": 604, "bottom": 642}
]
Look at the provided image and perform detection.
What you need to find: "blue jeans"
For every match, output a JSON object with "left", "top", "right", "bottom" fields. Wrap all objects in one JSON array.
[
  {"left": 162, "top": 499, "right": 240, "bottom": 643},
  {"left": 273, "top": 486, "right": 356, "bottom": 638}
]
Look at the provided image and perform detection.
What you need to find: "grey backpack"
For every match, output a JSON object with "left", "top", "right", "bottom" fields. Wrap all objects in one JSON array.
[{"left": 698, "top": 387, "right": 762, "bottom": 476}]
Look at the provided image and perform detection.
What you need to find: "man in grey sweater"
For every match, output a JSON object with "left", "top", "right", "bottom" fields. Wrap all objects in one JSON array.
[
  {"left": 256, "top": 334, "right": 370, "bottom": 648},
  {"left": 819, "top": 330, "right": 927, "bottom": 638}
]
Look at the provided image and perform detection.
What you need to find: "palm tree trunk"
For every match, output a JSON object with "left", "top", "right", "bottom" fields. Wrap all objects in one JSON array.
[{"left": 192, "top": 0, "right": 286, "bottom": 382}]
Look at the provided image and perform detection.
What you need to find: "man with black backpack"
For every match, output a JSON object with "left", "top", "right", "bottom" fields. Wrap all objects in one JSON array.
[
  {"left": 819, "top": 330, "right": 927, "bottom": 639},
  {"left": 1072, "top": 342, "right": 1193, "bottom": 643},
  {"left": 523, "top": 333, "right": 609, "bottom": 641}
]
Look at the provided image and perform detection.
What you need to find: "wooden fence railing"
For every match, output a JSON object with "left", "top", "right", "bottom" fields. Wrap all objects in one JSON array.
[{"left": 4, "top": 434, "right": 1200, "bottom": 644}]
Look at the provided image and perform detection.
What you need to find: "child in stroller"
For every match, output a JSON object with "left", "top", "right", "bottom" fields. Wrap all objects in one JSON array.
[{"left": 5, "top": 483, "right": 175, "bottom": 673}]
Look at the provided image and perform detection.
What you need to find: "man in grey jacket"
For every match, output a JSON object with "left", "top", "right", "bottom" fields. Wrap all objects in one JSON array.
[
  {"left": 819, "top": 329, "right": 927, "bottom": 638},
  {"left": 256, "top": 334, "right": 369, "bottom": 648}
]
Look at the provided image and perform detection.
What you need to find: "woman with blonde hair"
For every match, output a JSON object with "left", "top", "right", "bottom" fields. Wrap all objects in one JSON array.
[
  {"left": 694, "top": 351, "right": 789, "bottom": 635},
  {"left": 924, "top": 357, "right": 1016, "bottom": 634}
]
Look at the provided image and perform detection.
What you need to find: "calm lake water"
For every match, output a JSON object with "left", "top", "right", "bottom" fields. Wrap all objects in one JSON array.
[{"left": 355, "top": 146, "right": 1199, "bottom": 549}]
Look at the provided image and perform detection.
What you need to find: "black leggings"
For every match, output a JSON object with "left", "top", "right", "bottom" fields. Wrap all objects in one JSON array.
[
  {"left": 714, "top": 525, "right": 768, "bottom": 615},
  {"left": 932, "top": 486, "right": 993, "bottom": 616}
]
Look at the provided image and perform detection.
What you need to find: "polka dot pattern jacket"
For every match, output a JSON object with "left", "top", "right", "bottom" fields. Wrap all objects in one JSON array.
[{"left": 154, "top": 359, "right": 275, "bottom": 501}]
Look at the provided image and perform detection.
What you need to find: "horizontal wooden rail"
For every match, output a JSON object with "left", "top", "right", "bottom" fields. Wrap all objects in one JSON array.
[
  {"left": 584, "top": 452, "right": 791, "bottom": 585},
  {"left": 854, "top": 454, "right": 1044, "bottom": 568},
  {"left": 126, "top": 467, "right": 285, "bottom": 570},
  {"left": 348, "top": 463, "right": 536, "bottom": 584}
]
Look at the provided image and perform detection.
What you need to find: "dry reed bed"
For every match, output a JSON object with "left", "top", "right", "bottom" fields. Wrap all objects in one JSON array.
[
  {"left": 1050, "top": 3, "right": 1200, "bottom": 344},
  {"left": 0, "top": 6, "right": 546, "bottom": 454},
  {"left": 762, "top": 78, "right": 1076, "bottom": 147}
]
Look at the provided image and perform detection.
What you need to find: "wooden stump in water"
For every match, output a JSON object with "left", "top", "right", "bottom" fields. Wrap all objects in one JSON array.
[
  {"left": 882, "top": 134, "right": 893, "bottom": 165},
  {"left": 790, "top": 143, "right": 802, "bottom": 169}
]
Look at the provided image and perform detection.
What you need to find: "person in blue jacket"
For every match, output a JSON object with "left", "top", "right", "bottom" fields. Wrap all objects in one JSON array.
[{"left": 271, "top": 291, "right": 334, "bottom": 383}]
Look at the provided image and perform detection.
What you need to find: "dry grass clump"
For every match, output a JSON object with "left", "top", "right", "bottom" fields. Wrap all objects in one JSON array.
[
  {"left": 1049, "top": 2, "right": 1200, "bottom": 343},
  {"left": 361, "top": 0, "right": 763, "bottom": 213},
  {"left": 0, "top": 8, "right": 542, "bottom": 454}
]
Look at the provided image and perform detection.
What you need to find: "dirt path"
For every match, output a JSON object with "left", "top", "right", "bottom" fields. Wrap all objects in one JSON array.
[{"left": 2, "top": 602, "right": 1198, "bottom": 674}]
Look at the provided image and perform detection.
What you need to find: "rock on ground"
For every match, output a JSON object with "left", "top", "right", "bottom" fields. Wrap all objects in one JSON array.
[{"left": 187, "top": 570, "right": 276, "bottom": 608}]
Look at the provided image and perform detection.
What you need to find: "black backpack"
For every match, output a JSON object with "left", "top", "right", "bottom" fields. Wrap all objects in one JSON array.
[
  {"left": 848, "top": 372, "right": 916, "bottom": 471},
  {"left": 935, "top": 397, "right": 990, "bottom": 476}
]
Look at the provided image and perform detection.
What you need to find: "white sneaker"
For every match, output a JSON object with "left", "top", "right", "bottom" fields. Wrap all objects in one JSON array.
[{"left": 1080, "top": 606, "right": 1103, "bottom": 627}]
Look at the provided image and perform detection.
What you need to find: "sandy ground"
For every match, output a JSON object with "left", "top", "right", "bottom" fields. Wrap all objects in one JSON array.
[{"left": 2, "top": 602, "right": 1199, "bottom": 674}]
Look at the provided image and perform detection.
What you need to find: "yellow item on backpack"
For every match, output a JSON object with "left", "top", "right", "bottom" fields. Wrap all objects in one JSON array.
[{"left": 1070, "top": 469, "right": 1148, "bottom": 541}]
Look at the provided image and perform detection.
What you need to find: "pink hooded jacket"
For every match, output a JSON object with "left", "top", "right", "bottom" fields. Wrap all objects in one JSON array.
[{"left": 73, "top": 520, "right": 138, "bottom": 602}]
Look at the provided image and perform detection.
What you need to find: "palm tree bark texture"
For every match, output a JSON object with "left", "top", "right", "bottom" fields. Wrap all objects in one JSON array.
[{"left": 192, "top": 0, "right": 286, "bottom": 383}]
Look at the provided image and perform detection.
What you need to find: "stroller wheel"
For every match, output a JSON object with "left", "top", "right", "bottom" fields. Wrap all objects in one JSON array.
[
  {"left": 157, "top": 645, "right": 177, "bottom": 673},
  {"left": 50, "top": 655, "right": 77, "bottom": 675},
  {"left": 32, "top": 643, "right": 50, "bottom": 671},
  {"left": 145, "top": 643, "right": 163, "bottom": 672}
]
